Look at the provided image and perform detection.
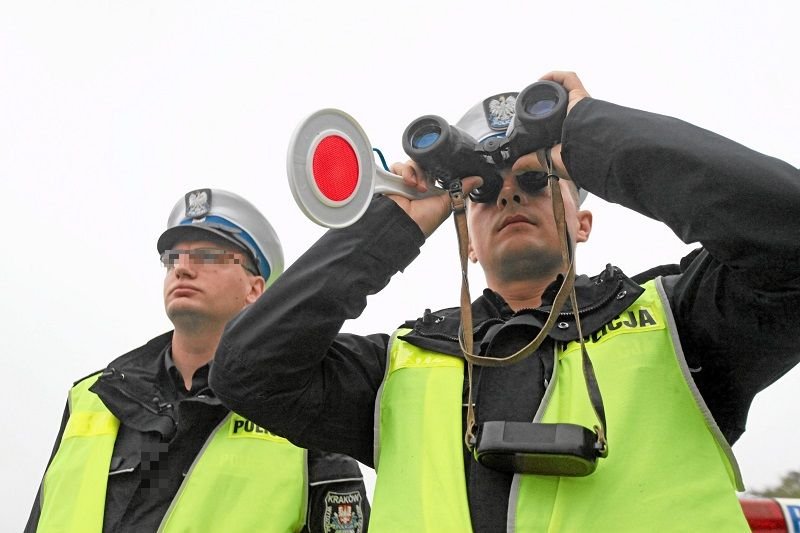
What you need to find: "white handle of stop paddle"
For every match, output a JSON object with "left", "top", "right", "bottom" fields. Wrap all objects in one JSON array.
[{"left": 373, "top": 166, "right": 445, "bottom": 199}]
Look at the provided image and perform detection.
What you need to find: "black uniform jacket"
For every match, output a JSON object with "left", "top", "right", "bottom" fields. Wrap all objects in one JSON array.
[
  {"left": 210, "top": 98, "right": 800, "bottom": 532},
  {"left": 26, "top": 332, "right": 370, "bottom": 533}
]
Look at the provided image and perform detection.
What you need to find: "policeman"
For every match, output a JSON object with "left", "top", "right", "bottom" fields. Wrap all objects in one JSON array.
[
  {"left": 26, "top": 188, "right": 369, "bottom": 533},
  {"left": 210, "top": 72, "right": 800, "bottom": 532}
]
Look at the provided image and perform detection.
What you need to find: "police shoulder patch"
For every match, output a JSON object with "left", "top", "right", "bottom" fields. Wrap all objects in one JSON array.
[{"left": 323, "top": 490, "right": 364, "bottom": 532}]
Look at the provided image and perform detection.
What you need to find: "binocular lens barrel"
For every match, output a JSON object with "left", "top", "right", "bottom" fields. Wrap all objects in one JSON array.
[
  {"left": 509, "top": 81, "right": 568, "bottom": 159},
  {"left": 403, "top": 115, "right": 497, "bottom": 187}
]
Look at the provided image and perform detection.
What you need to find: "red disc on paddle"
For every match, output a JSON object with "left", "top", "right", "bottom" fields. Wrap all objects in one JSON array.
[{"left": 311, "top": 135, "right": 359, "bottom": 202}]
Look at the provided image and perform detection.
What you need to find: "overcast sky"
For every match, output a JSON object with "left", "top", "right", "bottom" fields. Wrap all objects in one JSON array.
[{"left": 2, "top": 1, "right": 799, "bottom": 530}]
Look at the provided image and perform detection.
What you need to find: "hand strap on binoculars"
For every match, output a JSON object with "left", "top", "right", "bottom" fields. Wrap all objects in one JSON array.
[{"left": 449, "top": 151, "right": 607, "bottom": 457}]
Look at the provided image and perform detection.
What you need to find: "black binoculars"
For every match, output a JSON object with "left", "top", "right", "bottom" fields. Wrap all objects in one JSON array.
[{"left": 402, "top": 80, "right": 568, "bottom": 203}]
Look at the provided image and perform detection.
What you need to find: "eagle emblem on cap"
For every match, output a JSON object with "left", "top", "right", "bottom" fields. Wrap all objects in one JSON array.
[
  {"left": 485, "top": 94, "right": 517, "bottom": 130},
  {"left": 185, "top": 189, "right": 212, "bottom": 219}
]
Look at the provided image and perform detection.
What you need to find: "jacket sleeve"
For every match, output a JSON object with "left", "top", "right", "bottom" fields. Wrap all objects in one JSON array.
[
  {"left": 211, "top": 196, "right": 426, "bottom": 466},
  {"left": 24, "top": 401, "right": 70, "bottom": 533},
  {"left": 304, "top": 450, "right": 371, "bottom": 533},
  {"left": 561, "top": 98, "right": 800, "bottom": 443}
]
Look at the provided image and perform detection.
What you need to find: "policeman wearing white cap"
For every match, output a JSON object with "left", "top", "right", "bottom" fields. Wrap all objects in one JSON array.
[
  {"left": 157, "top": 188, "right": 284, "bottom": 287},
  {"left": 27, "top": 188, "right": 370, "bottom": 533}
]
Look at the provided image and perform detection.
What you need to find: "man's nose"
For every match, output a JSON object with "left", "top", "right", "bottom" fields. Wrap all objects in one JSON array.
[
  {"left": 173, "top": 254, "right": 197, "bottom": 278},
  {"left": 496, "top": 174, "right": 525, "bottom": 207}
]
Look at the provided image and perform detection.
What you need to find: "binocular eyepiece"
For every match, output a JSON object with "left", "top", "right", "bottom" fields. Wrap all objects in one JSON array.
[{"left": 402, "top": 80, "right": 568, "bottom": 203}]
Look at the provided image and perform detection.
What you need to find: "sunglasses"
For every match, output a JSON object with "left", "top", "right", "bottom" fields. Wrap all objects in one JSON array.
[{"left": 469, "top": 171, "right": 550, "bottom": 204}]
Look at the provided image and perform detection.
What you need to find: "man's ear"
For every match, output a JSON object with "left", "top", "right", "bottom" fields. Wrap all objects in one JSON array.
[
  {"left": 468, "top": 241, "right": 479, "bottom": 263},
  {"left": 575, "top": 209, "right": 593, "bottom": 243},
  {"left": 246, "top": 276, "right": 266, "bottom": 305}
]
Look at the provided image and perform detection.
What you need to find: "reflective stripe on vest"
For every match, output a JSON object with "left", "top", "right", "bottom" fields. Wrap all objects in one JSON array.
[
  {"left": 38, "top": 374, "right": 308, "bottom": 533},
  {"left": 373, "top": 279, "right": 749, "bottom": 532},
  {"left": 39, "top": 373, "right": 118, "bottom": 532}
]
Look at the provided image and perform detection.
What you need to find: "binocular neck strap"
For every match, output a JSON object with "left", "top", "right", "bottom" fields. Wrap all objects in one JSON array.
[
  {"left": 450, "top": 169, "right": 575, "bottom": 367},
  {"left": 450, "top": 152, "right": 607, "bottom": 455}
]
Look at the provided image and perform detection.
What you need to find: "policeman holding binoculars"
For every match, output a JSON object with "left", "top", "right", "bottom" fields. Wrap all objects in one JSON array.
[{"left": 211, "top": 71, "right": 800, "bottom": 531}]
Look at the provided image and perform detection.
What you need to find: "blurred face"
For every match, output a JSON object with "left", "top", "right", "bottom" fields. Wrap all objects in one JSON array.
[
  {"left": 162, "top": 240, "right": 264, "bottom": 329},
  {"left": 466, "top": 171, "right": 591, "bottom": 284}
]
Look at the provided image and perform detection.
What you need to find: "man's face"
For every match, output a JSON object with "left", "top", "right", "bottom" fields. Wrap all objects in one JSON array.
[
  {"left": 466, "top": 170, "right": 591, "bottom": 284},
  {"left": 162, "top": 239, "right": 264, "bottom": 328}
]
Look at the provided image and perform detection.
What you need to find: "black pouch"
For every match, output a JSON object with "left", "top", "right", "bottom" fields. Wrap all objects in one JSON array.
[{"left": 474, "top": 421, "right": 600, "bottom": 476}]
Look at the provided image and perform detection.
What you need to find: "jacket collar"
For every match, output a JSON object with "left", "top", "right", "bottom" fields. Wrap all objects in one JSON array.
[
  {"left": 400, "top": 264, "right": 644, "bottom": 356},
  {"left": 89, "top": 331, "right": 221, "bottom": 439}
]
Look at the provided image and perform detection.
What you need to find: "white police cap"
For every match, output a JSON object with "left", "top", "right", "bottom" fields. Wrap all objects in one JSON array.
[
  {"left": 157, "top": 188, "right": 284, "bottom": 287},
  {"left": 455, "top": 92, "right": 587, "bottom": 205}
]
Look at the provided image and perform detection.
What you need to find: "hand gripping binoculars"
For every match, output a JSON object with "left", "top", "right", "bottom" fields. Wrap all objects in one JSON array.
[{"left": 401, "top": 80, "right": 568, "bottom": 203}]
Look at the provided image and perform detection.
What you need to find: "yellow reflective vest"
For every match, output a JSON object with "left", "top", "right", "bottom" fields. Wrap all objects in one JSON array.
[
  {"left": 37, "top": 374, "right": 308, "bottom": 533},
  {"left": 371, "top": 279, "right": 749, "bottom": 532}
]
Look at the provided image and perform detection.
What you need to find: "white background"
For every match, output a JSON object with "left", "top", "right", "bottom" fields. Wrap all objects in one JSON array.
[{"left": 2, "top": 1, "right": 798, "bottom": 530}]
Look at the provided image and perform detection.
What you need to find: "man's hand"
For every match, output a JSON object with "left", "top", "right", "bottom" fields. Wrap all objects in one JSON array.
[
  {"left": 540, "top": 70, "right": 591, "bottom": 113},
  {"left": 388, "top": 160, "right": 482, "bottom": 237}
]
